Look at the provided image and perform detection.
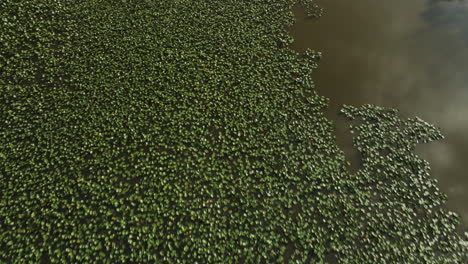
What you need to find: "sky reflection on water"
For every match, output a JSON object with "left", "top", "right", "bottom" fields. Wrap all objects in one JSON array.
[{"left": 289, "top": 0, "right": 468, "bottom": 225}]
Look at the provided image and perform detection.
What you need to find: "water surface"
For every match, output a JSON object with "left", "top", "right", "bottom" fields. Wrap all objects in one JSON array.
[{"left": 289, "top": 0, "right": 468, "bottom": 226}]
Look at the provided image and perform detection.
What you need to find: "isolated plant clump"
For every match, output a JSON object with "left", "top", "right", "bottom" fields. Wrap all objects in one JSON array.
[{"left": 0, "top": 0, "right": 466, "bottom": 263}]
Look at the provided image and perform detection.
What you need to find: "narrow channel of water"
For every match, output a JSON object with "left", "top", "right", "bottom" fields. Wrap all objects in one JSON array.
[{"left": 289, "top": 0, "right": 468, "bottom": 225}]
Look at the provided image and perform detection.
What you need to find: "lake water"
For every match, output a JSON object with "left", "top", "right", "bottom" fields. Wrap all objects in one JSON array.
[{"left": 289, "top": 0, "right": 468, "bottom": 226}]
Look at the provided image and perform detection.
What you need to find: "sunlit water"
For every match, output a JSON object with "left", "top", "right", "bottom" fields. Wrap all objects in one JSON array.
[{"left": 289, "top": 0, "right": 468, "bottom": 226}]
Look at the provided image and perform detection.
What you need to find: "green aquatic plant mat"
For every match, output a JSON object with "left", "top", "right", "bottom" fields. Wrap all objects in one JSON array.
[{"left": 0, "top": 0, "right": 466, "bottom": 263}]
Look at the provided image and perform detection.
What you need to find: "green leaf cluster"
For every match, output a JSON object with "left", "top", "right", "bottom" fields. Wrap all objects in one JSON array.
[{"left": 0, "top": 0, "right": 466, "bottom": 263}]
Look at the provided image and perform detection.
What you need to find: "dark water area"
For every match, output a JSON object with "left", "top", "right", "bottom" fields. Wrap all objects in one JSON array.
[{"left": 289, "top": 0, "right": 468, "bottom": 225}]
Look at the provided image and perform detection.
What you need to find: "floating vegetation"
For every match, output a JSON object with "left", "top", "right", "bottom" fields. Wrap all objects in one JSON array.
[
  {"left": 338, "top": 104, "right": 466, "bottom": 263},
  {"left": 0, "top": 0, "right": 466, "bottom": 263}
]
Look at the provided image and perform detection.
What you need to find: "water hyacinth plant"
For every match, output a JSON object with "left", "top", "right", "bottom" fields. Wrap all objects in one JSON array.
[{"left": 0, "top": 0, "right": 466, "bottom": 263}]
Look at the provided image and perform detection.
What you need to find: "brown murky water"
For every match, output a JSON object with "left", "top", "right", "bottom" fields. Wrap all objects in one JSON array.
[{"left": 289, "top": 0, "right": 468, "bottom": 225}]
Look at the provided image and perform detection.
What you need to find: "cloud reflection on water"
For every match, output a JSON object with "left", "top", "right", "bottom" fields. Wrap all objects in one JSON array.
[{"left": 289, "top": 0, "right": 468, "bottom": 225}]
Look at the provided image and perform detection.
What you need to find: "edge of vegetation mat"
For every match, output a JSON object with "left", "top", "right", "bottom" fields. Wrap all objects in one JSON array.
[{"left": 1, "top": 0, "right": 467, "bottom": 263}]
